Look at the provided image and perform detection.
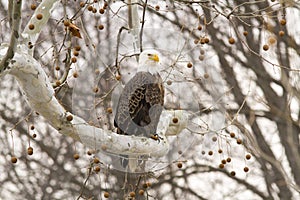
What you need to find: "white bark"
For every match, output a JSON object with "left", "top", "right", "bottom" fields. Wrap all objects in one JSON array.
[
  {"left": 128, "top": 0, "right": 141, "bottom": 52},
  {"left": 22, "top": 0, "right": 59, "bottom": 48}
]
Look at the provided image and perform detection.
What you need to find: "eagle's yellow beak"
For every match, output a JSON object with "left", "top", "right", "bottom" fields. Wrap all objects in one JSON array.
[{"left": 149, "top": 54, "right": 160, "bottom": 62}]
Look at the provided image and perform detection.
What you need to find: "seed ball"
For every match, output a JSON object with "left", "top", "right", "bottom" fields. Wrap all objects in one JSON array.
[
  {"left": 219, "top": 163, "right": 224, "bottom": 169},
  {"left": 55, "top": 80, "right": 61, "bottom": 86},
  {"left": 221, "top": 159, "right": 226, "bottom": 164},
  {"left": 27, "top": 147, "right": 33, "bottom": 155},
  {"left": 101, "top": 145, "right": 108, "bottom": 151},
  {"left": 142, "top": 183, "right": 148, "bottom": 188},
  {"left": 199, "top": 55, "right": 205, "bottom": 61},
  {"left": 95, "top": 69, "right": 100, "bottom": 74},
  {"left": 212, "top": 136, "right": 217, "bottom": 142},
  {"left": 98, "top": 24, "right": 104, "bottom": 30},
  {"left": 106, "top": 107, "right": 113, "bottom": 114},
  {"left": 73, "top": 72, "right": 79, "bottom": 78},
  {"left": 218, "top": 149, "right": 223, "bottom": 154},
  {"left": 200, "top": 38, "right": 206, "bottom": 44},
  {"left": 87, "top": 150, "right": 92, "bottom": 155},
  {"left": 280, "top": 19, "right": 286, "bottom": 26},
  {"left": 178, "top": 150, "right": 182, "bottom": 154},
  {"left": 245, "top": 154, "right": 251, "bottom": 160},
  {"left": 230, "top": 132, "right": 235, "bottom": 138},
  {"left": 194, "top": 39, "right": 199, "bottom": 44},
  {"left": 200, "top": 49, "right": 205, "bottom": 55},
  {"left": 236, "top": 138, "right": 242, "bottom": 144},
  {"left": 167, "top": 80, "right": 172, "bottom": 85},
  {"left": 94, "top": 166, "right": 101, "bottom": 172},
  {"left": 93, "top": 86, "right": 99, "bottom": 93},
  {"left": 28, "top": 24, "right": 35, "bottom": 30},
  {"left": 11, "top": 156, "right": 18, "bottom": 163},
  {"left": 129, "top": 191, "right": 136, "bottom": 197},
  {"left": 226, "top": 157, "right": 231, "bottom": 162},
  {"left": 36, "top": 14, "right": 43, "bottom": 20},
  {"left": 55, "top": 66, "right": 60, "bottom": 71},
  {"left": 268, "top": 37, "right": 276, "bottom": 45},
  {"left": 32, "top": 133, "right": 37, "bottom": 138},
  {"left": 243, "top": 31, "right": 248, "bottom": 36},
  {"left": 104, "top": 192, "right": 109, "bottom": 198},
  {"left": 208, "top": 151, "right": 213, "bottom": 156},
  {"left": 104, "top": 2, "right": 108, "bottom": 8},
  {"left": 279, "top": 30, "right": 285, "bottom": 37},
  {"left": 204, "top": 37, "right": 210, "bottom": 43},
  {"left": 73, "top": 153, "right": 80, "bottom": 160},
  {"left": 31, "top": 4, "right": 37, "bottom": 10},
  {"left": 79, "top": 2, "right": 85, "bottom": 7},
  {"left": 203, "top": 73, "right": 209, "bottom": 79},
  {"left": 30, "top": 125, "right": 35, "bottom": 130},
  {"left": 187, "top": 62, "right": 193, "bottom": 68},
  {"left": 116, "top": 75, "right": 121, "bottom": 80},
  {"left": 230, "top": 171, "right": 236, "bottom": 176},
  {"left": 155, "top": 5, "right": 160, "bottom": 11},
  {"left": 228, "top": 37, "right": 235, "bottom": 44},
  {"left": 177, "top": 162, "right": 183, "bottom": 168},
  {"left": 94, "top": 157, "right": 100, "bottom": 164},
  {"left": 66, "top": 115, "right": 73, "bottom": 121},
  {"left": 138, "top": 189, "right": 145, "bottom": 195},
  {"left": 201, "top": 150, "right": 205, "bottom": 155},
  {"left": 244, "top": 167, "right": 249, "bottom": 172},
  {"left": 63, "top": 20, "right": 70, "bottom": 27},
  {"left": 263, "top": 44, "right": 269, "bottom": 51},
  {"left": 71, "top": 57, "right": 77, "bottom": 63},
  {"left": 87, "top": 5, "right": 93, "bottom": 11},
  {"left": 99, "top": 8, "right": 105, "bottom": 14},
  {"left": 172, "top": 117, "right": 178, "bottom": 123},
  {"left": 92, "top": 8, "right": 97, "bottom": 13},
  {"left": 74, "top": 46, "right": 81, "bottom": 51},
  {"left": 197, "top": 25, "right": 202, "bottom": 31},
  {"left": 73, "top": 51, "right": 79, "bottom": 56}
]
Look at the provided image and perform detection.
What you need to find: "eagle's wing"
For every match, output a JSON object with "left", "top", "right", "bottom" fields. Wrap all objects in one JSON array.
[{"left": 114, "top": 72, "right": 164, "bottom": 137}]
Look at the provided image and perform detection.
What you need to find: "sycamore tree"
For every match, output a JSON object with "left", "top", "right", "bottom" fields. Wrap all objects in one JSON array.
[{"left": 0, "top": 0, "right": 300, "bottom": 199}]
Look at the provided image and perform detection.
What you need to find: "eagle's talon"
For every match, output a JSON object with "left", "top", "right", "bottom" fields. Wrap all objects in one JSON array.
[{"left": 150, "top": 134, "right": 163, "bottom": 143}]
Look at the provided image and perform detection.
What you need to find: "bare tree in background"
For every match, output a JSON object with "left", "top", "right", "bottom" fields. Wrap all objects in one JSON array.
[{"left": 0, "top": 0, "right": 300, "bottom": 199}]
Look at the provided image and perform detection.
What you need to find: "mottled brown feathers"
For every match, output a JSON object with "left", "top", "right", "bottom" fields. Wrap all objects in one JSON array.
[{"left": 114, "top": 72, "right": 164, "bottom": 137}]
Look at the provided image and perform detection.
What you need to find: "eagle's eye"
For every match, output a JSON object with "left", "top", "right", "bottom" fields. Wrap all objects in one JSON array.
[{"left": 147, "top": 53, "right": 152, "bottom": 56}]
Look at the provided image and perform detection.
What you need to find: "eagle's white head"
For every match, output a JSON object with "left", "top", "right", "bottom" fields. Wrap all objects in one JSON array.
[{"left": 137, "top": 49, "right": 161, "bottom": 74}]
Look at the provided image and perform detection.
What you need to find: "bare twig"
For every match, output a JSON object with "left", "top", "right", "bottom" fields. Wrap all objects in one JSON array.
[
  {"left": 53, "top": 31, "right": 72, "bottom": 89},
  {"left": 0, "top": 0, "right": 22, "bottom": 73},
  {"left": 139, "top": 0, "right": 148, "bottom": 52},
  {"left": 76, "top": 165, "right": 93, "bottom": 200},
  {"left": 115, "top": 26, "right": 129, "bottom": 75}
]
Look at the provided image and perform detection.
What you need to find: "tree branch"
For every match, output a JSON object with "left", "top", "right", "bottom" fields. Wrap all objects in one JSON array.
[
  {"left": 127, "top": 0, "right": 141, "bottom": 54},
  {"left": 22, "top": 0, "right": 59, "bottom": 49},
  {"left": 0, "top": 0, "right": 22, "bottom": 73}
]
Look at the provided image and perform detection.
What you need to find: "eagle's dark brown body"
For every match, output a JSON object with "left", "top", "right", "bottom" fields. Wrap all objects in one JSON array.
[{"left": 114, "top": 71, "right": 164, "bottom": 137}]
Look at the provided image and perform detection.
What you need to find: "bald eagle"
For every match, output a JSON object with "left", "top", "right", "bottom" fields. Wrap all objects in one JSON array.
[{"left": 114, "top": 49, "right": 164, "bottom": 171}]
